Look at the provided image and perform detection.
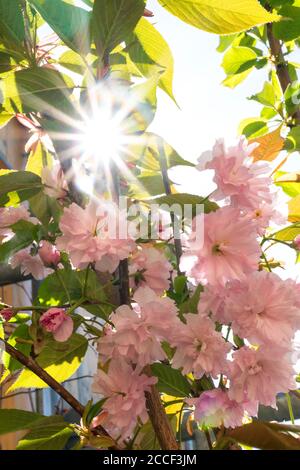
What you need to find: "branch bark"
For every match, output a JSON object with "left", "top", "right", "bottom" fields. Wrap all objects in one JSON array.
[
  {"left": 266, "top": 23, "right": 300, "bottom": 123},
  {"left": 145, "top": 383, "right": 179, "bottom": 450}
]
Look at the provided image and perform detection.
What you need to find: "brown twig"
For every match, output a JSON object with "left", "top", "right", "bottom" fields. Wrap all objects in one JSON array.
[
  {"left": 266, "top": 15, "right": 300, "bottom": 123},
  {"left": 144, "top": 366, "right": 179, "bottom": 450},
  {"left": 145, "top": 385, "right": 179, "bottom": 450}
]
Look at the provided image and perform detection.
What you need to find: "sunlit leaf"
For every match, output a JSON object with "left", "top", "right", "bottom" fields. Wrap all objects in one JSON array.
[
  {"left": 127, "top": 17, "right": 175, "bottom": 101},
  {"left": 226, "top": 420, "right": 300, "bottom": 450},
  {"left": 28, "top": 0, "right": 90, "bottom": 53},
  {"left": 92, "top": 0, "right": 145, "bottom": 59},
  {"left": 8, "top": 334, "right": 88, "bottom": 390},
  {"left": 157, "top": 0, "right": 281, "bottom": 35},
  {"left": 249, "top": 126, "right": 284, "bottom": 161}
]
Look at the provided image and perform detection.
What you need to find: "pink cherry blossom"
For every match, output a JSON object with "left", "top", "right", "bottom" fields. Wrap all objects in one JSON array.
[
  {"left": 223, "top": 271, "right": 300, "bottom": 346},
  {"left": 171, "top": 314, "right": 231, "bottom": 378},
  {"left": 98, "top": 287, "right": 180, "bottom": 367},
  {"left": 38, "top": 241, "right": 61, "bottom": 267},
  {"left": 0, "top": 205, "right": 37, "bottom": 239},
  {"left": 187, "top": 389, "right": 258, "bottom": 429},
  {"left": 57, "top": 200, "right": 136, "bottom": 272},
  {"left": 228, "top": 346, "right": 296, "bottom": 408},
  {"left": 41, "top": 162, "right": 68, "bottom": 199},
  {"left": 10, "top": 247, "right": 52, "bottom": 280},
  {"left": 129, "top": 246, "right": 172, "bottom": 294},
  {"left": 197, "top": 284, "right": 228, "bottom": 324},
  {"left": 0, "top": 308, "right": 14, "bottom": 321},
  {"left": 40, "top": 308, "right": 73, "bottom": 342},
  {"left": 180, "top": 206, "right": 261, "bottom": 286},
  {"left": 198, "top": 138, "right": 272, "bottom": 210},
  {"left": 92, "top": 359, "right": 157, "bottom": 440}
]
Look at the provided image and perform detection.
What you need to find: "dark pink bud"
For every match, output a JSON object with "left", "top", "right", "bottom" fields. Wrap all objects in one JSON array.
[
  {"left": 143, "top": 8, "right": 154, "bottom": 17},
  {"left": 38, "top": 241, "right": 61, "bottom": 267},
  {"left": 1, "top": 308, "right": 14, "bottom": 321},
  {"left": 40, "top": 308, "right": 73, "bottom": 342}
]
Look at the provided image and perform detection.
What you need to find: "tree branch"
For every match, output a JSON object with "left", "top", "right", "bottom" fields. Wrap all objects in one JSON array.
[
  {"left": 0, "top": 338, "right": 118, "bottom": 448},
  {"left": 145, "top": 380, "right": 179, "bottom": 450},
  {"left": 266, "top": 22, "right": 300, "bottom": 123}
]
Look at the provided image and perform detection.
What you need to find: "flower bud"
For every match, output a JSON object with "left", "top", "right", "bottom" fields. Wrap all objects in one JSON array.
[
  {"left": 143, "top": 8, "right": 154, "bottom": 17},
  {"left": 294, "top": 234, "right": 300, "bottom": 250},
  {"left": 38, "top": 241, "right": 61, "bottom": 267},
  {"left": 0, "top": 308, "right": 14, "bottom": 321}
]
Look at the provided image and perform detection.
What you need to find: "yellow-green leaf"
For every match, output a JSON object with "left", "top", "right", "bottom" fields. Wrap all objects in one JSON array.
[
  {"left": 157, "top": 0, "right": 280, "bottom": 35},
  {"left": 288, "top": 195, "right": 300, "bottom": 222},
  {"left": 127, "top": 17, "right": 175, "bottom": 101},
  {"left": 8, "top": 334, "right": 88, "bottom": 390},
  {"left": 25, "top": 143, "right": 53, "bottom": 177}
]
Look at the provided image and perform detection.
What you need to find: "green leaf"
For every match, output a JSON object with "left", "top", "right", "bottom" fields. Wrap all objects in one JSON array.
[
  {"left": 226, "top": 420, "right": 300, "bottom": 450},
  {"left": 222, "top": 46, "right": 257, "bottom": 75},
  {"left": 274, "top": 3, "right": 300, "bottom": 41},
  {"left": 0, "top": 0, "right": 25, "bottom": 48},
  {"left": 130, "top": 173, "right": 166, "bottom": 198},
  {"left": 132, "top": 132, "right": 194, "bottom": 171},
  {"left": 0, "top": 220, "right": 40, "bottom": 263},
  {"left": 180, "top": 285, "right": 203, "bottom": 314},
  {"left": 2, "top": 324, "right": 32, "bottom": 373},
  {"left": 0, "top": 171, "right": 43, "bottom": 206},
  {"left": 126, "top": 17, "right": 175, "bottom": 101},
  {"left": 222, "top": 69, "right": 253, "bottom": 88},
  {"left": 147, "top": 193, "right": 218, "bottom": 214},
  {"left": 17, "top": 416, "right": 73, "bottom": 450},
  {"left": 91, "top": 0, "right": 145, "bottom": 58},
  {"left": 29, "top": 191, "right": 61, "bottom": 225},
  {"left": 151, "top": 363, "right": 191, "bottom": 397},
  {"left": 157, "top": 0, "right": 281, "bottom": 35},
  {"left": 217, "top": 34, "right": 237, "bottom": 52},
  {"left": 285, "top": 126, "right": 300, "bottom": 152},
  {"left": 275, "top": 171, "right": 300, "bottom": 197},
  {"left": 0, "top": 409, "right": 44, "bottom": 435},
  {"left": 238, "top": 117, "right": 268, "bottom": 138},
  {"left": 27, "top": 0, "right": 90, "bottom": 53},
  {"left": 8, "top": 334, "right": 88, "bottom": 390},
  {"left": 37, "top": 269, "right": 109, "bottom": 318},
  {"left": 1, "top": 67, "right": 73, "bottom": 115},
  {"left": 273, "top": 224, "right": 300, "bottom": 241},
  {"left": 249, "top": 81, "right": 276, "bottom": 107},
  {"left": 284, "top": 82, "right": 300, "bottom": 117}
]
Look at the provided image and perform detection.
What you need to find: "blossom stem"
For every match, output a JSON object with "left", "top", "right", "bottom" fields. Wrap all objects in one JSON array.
[
  {"left": 286, "top": 393, "right": 295, "bottom": 424},
  {"left": 158, "top": 137, "right": 183, "bottom": 273},
  {"left": 262, "top": 237, "right": 293, "bottom": 250}
]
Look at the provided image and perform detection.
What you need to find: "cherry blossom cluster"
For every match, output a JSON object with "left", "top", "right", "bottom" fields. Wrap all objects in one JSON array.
[{"left": 1, "top": 136, "right": 299, "bottom": 443}]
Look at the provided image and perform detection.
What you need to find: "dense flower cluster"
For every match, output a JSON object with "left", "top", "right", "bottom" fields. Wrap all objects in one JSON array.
[{"left": 2, "top": 137, "right": 299, "bottom": 446}]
